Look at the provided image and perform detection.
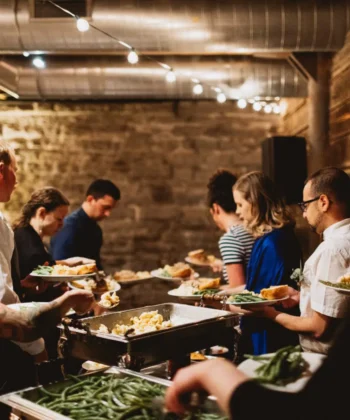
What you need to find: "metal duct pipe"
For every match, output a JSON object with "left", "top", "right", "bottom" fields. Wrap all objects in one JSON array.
[
  {"left": 2, "top": 56, "right": 307, "bottom": 100},
  {"left": 0, "top": 0, "right": 349, "bottom": 54},
  {"left": 0, "top": 61, "right": 19, "bottom": 98}
]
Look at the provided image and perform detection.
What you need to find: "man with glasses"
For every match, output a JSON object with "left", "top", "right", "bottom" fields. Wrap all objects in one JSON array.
[
  {"left": 253, "top": 167, "right": 350, "bottom": 354},
  {"left": 51, "top": 179, "right": 120, "bottom": 270}
]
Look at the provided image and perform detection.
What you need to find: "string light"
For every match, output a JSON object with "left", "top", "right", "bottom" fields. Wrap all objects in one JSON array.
[
  {"left": 32, "top": 57, "right": 46, "bottom": 69},
  {"left": 237, "top": 99, "right": 247, "bottom": 109},
  {"left": 166, "top": 69, "right": 176, "bottom": 83},
  {"left": 193, "top": 83, "right": 203, "bottom": 95},
  {"left": 127, "top": 49, "right": 139, "bottom": 64},
  {"left": 217, "top": 92, "right": 227, "bottom": 103},
  {"left": 76, "top": 18, "right": 90, "bottom": 32},
  {"left": 43, "top": 1, "right": 285, "bottom": 105},
  {"left": 253, "top": 102, "right": 262, "bottom": 111}
]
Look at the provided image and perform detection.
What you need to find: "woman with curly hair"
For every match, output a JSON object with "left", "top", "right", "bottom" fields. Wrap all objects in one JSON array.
[{"left": 232, "top": 171, "right": 301, "bottom": 356}]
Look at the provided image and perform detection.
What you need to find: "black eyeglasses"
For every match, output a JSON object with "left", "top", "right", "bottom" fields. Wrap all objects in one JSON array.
[{"left": 298, "top": 196, "right": 320, "bottom": 212}]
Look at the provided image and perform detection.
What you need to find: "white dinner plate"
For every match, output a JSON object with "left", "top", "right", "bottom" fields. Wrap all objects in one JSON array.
[
  {"left": 69, "top": 279, "right": 121, "bottom": 295},
  {"left": 116, "top": 275, "right": 153, "bottom": 284},
  {"left": 319, "top": 280, "right": 350, "bottom": 294},
  {"left": 238, "top": 352, "right": 325, "bottom": 393},
  {"left": 30, "top": 272, "right": 96, "bottom": 283},
  {"left": 167, "top": 289, "right": 202, "bottom": 300},
  {"left": 226, "top": 295, "right": 289, "bottom": 307},
  {"left": 82, "top": 360, "right": 109, "bottom": 371},
  {"left": 151, "top": 269, "right": 199, "bottom": 281}
]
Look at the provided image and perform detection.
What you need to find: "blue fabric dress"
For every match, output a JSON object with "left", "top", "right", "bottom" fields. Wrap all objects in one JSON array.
[{"left": 240, "top": 225, "right": 301, "bottom": 356}]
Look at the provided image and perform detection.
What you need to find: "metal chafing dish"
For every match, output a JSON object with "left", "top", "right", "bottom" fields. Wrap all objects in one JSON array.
[
  {"left": 59, "top": 303, "right": 238, "bottom": 369},
  {"left": 0, "top": 367, "right": 223, "bottom": 420}
]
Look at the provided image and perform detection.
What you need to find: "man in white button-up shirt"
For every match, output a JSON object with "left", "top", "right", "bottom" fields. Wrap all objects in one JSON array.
[{"left": 257, "top": 167, "right": 350, "bottom": 354}]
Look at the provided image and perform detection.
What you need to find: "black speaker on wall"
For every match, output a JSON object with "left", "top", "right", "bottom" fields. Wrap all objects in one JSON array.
[{"left": 262, "top": 136, "right": 307, "bottom": 204}]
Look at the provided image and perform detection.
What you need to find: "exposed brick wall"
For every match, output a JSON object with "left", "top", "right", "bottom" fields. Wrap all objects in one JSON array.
[
  {"left": 281, "top": 32, "right": 350, "bottom": 170},
  {"left": 0, "top": 101, "right": 278, "bottom": 274},
  {"left": 280, "top": 32, "right": 350, "bottom": 259}
]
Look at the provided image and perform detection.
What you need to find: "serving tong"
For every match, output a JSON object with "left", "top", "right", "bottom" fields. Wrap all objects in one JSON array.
[{"left": 151, "top": 391, "right": 222, "bottom": 419}]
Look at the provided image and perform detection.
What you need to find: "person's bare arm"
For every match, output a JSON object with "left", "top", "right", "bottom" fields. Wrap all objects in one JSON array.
[
  {"left": 166, "top": 359, "right": 248, "bottom": 415},
  {"left": 0, "top": 290, "right": 94, "bottom": 342},
  {"left": 258, "top": 306, "right": 331, "bottom": 337},
  {"left": 225, "top": 263, "right": 246, "bottom": 288}
]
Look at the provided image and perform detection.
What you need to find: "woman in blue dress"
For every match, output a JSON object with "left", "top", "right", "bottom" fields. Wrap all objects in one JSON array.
[{"left": 232, "top": 171, "right": 301, "bottom": 356}]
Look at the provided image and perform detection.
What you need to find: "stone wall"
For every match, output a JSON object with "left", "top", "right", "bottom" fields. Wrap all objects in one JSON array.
[{"left": 0, "top": 101, "right": 278, "bottom": 274}]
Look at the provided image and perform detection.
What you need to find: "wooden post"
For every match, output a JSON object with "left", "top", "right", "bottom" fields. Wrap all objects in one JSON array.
[{"left": 308, "top": 53, "right": 332, "bottom": 173}]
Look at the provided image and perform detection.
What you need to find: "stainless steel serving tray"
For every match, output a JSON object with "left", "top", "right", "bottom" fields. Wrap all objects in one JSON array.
[
  {"left": 1, "top": 367, "right": 222, "bottom": 420},
  {"left": 59, "top": 303, "right": 238, "bottom": 368}
]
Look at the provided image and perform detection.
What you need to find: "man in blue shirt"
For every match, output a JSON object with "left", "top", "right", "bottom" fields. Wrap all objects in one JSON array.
[{"left": 51, "top": 179, "right": 120, "bottom": 270}]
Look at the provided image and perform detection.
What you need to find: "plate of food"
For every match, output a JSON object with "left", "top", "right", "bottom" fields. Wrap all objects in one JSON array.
[
  {"left": 185, "top": 249, "right": 217, "bottom": 267},
  {"left": 113, "top": 270, "right": 152, "bottom": 283},
  {"left": 97, "top": 291, "right": 120, "bottom": 309},
  {"left": 190, "top": 352, "right": 217, "bottom": 362},
  {"left": 168, "top": 277, "right": 221, "bottom": 300},
  {"left": 226, "top": 285, "right": 289, "bottom": 307},
  {"left": 319, "top": 274, "right": 350, "bottom": 293},
  {"left": 238, "top": 345, "right": 325, "bottom": 393},
  {"left": 69, "top": 276, "right": 121, "bottom": 294},
  {"left": 30, "top": 264, "right": 97, "bottom": 282},
  {"left": 151, "top": 263, "right": 199, "bottom": 281}
]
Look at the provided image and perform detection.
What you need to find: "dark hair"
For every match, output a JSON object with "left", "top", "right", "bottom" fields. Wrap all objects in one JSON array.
[
  {"left": 234, "top": 171, "right": 294, "bottom": 237},
  {"left": 13, "top": 187, "right": 69, "bottom": 229},
  {"left": 207, "top": 169, "right": 237, "bottom": 213},
  {"left": 306, "top": 167, "right": 350, "bottom": 213},
  {"left": 0, "top": 141, "right": 13, "bottom": 165},
  {"left": 86, "top": 179, "right": 120, "bottom": 201}
]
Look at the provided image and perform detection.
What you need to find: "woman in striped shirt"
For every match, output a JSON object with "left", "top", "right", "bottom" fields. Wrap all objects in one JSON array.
[{"left": 207, "top": 169, "right": 255, "bottom": 288}]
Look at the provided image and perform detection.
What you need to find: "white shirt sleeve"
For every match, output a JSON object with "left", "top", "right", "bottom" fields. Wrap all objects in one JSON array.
[{"left": 311, "top": 247, "right": 350, "bottom": 318}]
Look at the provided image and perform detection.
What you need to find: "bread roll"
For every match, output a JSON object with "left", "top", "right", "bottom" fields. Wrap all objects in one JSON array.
[
  {"left": 188, "top": 249, "right": 205, "bottom": 258},
  {"left": 198, "top": 277, "right": 221, "bottom": 290},
  {"left": 260, "top": 285, "right": 289, "bottom": 300}
]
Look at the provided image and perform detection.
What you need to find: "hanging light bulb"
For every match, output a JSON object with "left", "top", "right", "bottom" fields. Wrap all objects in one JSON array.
[
  {"left": 217, "top": 92, "right": 226, "bottom": 103},
  {"left": 264, "top": 104, "right": 272, "bottom": 114},
  {"left": 166, "top": 69, "right": 176, "bottom": 83},
  {"left": 193, "top": 83, "right": 203, "bottom": 95},
  {"left": 273, "top": 105, "right": 281, "bottom": 114},
  {"left": 253, "top": 102, "right": 262, "bottom": 112},
  {"left": 32, "top": 57, "right": 46, "bottom": 69},
  {"left": 23, "top": 51, "right": 30, "bottom": 57},
  {"left": 76, "top": 18, "right": 90, "bottom": 32},
  {"left": 127, "top": 49, "right": 139, "bottom": 64},
  {"left": 237, "top": 99, "right": 247, "bottom": 109}
]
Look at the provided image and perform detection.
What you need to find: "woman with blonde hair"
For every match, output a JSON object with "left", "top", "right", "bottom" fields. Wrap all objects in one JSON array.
[{"left": 233, "top": 171, "right": 301, "bottom": 356}]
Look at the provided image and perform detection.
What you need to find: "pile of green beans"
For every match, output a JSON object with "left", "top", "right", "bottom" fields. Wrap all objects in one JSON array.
[
  {"left": 320, "top": 280, "right": 350, "bottom": 290},
  {"left": 244, "top": 345, "right": 308, "bottom": 385},
  {"left": 194, "top": 289, "right": 220, "bottom": 296},
  {"left": 31, "top": 374, "right": 227, "bottom": 420},
  {"left": 228, "top": 292, "right": 266, "bottom": 304}
]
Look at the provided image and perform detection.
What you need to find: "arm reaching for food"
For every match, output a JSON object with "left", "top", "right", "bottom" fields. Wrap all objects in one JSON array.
[
  {"left": 165, "top": 359, "right": 248, "bottom": 415},
  {"left": 0, "top": 289, "right": 94, "bottom": 342}
]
